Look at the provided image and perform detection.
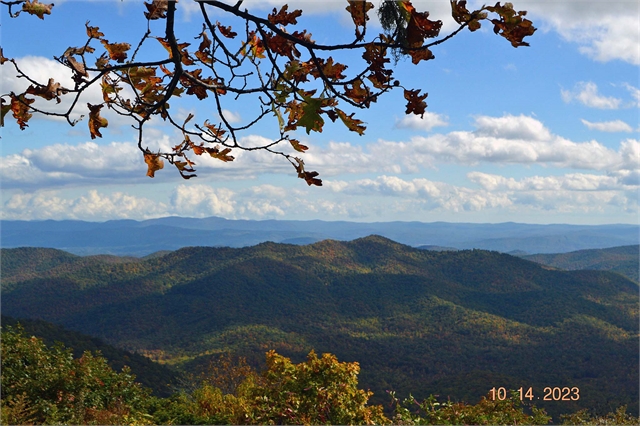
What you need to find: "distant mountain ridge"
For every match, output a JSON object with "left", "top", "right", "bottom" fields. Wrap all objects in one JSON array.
[
  {"left": 2, "top": 217, "right": 637, "bottom": 256},
  {"left": 522, "top": 245, "right": 639, "bottom": 282},
  {"left": 2, "top": 236, "right": 638, "bottom": 420}
]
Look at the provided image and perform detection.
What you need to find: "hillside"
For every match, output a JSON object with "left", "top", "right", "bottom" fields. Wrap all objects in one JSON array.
[
  {"left": 0, "top": 315, "right": 180, "bottom": 397},
  {"left": 2, "top": 236, "right": 638, "bottom": 420},
  {"left": 522, "top": 245, "right": 639, "bottom": 282}
]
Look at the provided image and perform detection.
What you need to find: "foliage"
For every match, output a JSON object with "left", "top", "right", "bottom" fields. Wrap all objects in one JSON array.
[
  {"left": 1, "top": 0, "right": 534, "bottom": 184},
  {"left": 389, "top": 390, "right": 552, "bottom": 425},
  {"left": 1, "top": 320, "right": 638, "bottom": 425},
  {"left": 0, "top": 325, "right": 154, "bottom": 425},
  {"left": 152, "top": 350, "right": 388, "bottom": 425},
  {"left": 1, "top": 315, "right": 180, "bottom": 397},
  {"left": 560, "top": 406, "right": 640, "bottom": 425}
]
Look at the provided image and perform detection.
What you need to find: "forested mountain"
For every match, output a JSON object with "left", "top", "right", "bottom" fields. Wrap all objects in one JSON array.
[
  {"left": 2, "top": 236, "right": 638, "bottom": 420},
  {"left": 522, "top": 245, "right": 639, "bottom": 282},
  {"left": 2, "top": 218, "right": 638, "bottom": 255}
]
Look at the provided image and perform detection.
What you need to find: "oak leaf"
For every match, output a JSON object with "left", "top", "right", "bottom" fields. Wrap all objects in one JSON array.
[
  {"left": 268, "top": 5, "right": 302, "bottom": 26},
  {"left": 87, "top": 103, "right": 108, "bottom": 139},
  {"left": 206, "top": 146, "right": 234, "bottom": 162},
  {"left": 101, "top": 39, "right": 131, "bottom": 63},
  {"left": 26, "top": 78, "right": 67, "bottom": 103},
  {"left": 336, "top": 109, "right": 366, "bottom": 135},
  {"left": 21, "top": 0, "right": 53, "bottom": 19},
  {"left": 144, "top": 153, "right": 164, "bottom": 177},
  {"left": 298, "top": 96, "right": 325, "bottom": 134},
  {"left": 404, "top": 89, "right": 428, "bottom": 118},
  {"left": 144, "top": 0, "right": 168, "bottom": 20},
  {"left": 408, "top": 47, "right": 434, "bottom": 64},
  {"left": 10, "top": 94, "right": 35, "bottom": 130},
  {"left": 216, "top": 22, "right": 237, "bottom": 39},
  {"left": 289, "top": 138, "right": 308, "bottom": 152},
  {"left": 85, "top": 22, "right": 104, "bottom": 39},
  {"left": 346, "top": 0, "right": 373, "bottom": 40}
]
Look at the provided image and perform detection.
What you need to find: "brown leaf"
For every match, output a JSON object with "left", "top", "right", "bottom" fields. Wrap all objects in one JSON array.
[
  {"left": 87, "top": 103, "right": 108, "bottom": 139},
  {"left": 85, "top": 22, "right": 104, "bottom": 38},
  {"left": 300, "top": 171, "right": 322, "bottom": 186},
  {"left": 408, "top": 47, "right": 434, "bottom": 64},
  {"left": 66, "top": 56, "right": 88, "bottom": 77},
  {"left": 21, "top": 0, "right": 53, "bottom": 19},
  {"left": 25, "top": 78, "right": 67, "bottom": 103},
  {"left": 9, "top": 94, "right": 34, "bottom": 130},
  {"left": 336, "top": 109, "right": 366, "bottom": 135},
  {"left": 406, "top": 9, "right": 442, "bottom": 47},
  {"left": 216, "top": 22, "right": 237, "bottom": 39},
  {"left": 95, "top": 53, "right": 109, "bottom": 69},
  {"left": 205, "top": 146, "right": 234, "bottom": 162},
  {"left": 346, "top": 0, "right": 374, "bottom": 39},
  {"left": 101, "top": 39, "right": 131, "bottom": 63},
  {"left": 144, "top": 0, "right": 168, "bottom": 20},
  {"left": 0, "top": 47, "right": 8, "bottom": 65},
  {"left": 486, "top": 3, "right": 536, "bottom": 47},
  {"left": 144, "top": 153, "right": 164, "bottom": 177},
  {"left": 289, "top": 138, "right": 308, "bottom": 152},
  {"left": 268, "top": 5, "right": 303, "bottom": 26},
  {"left": 344, "top": 80, "right": 370, "bottom": 105},
  {"left": 310, "top": 57, "right": 347, "bottom": 81},
  {"left": 266, "top": 34, "right": 300, "bottom": 60},
  {"left": 203, "top": 120, "right": 226, "bottom": 139},
  {"left": 404, "top": 89, "right": 428, "bottom": 118}
]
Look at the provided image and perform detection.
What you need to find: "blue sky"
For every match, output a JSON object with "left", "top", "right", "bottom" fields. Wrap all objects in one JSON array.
[{"left": 1, "top": 0, "right": 638, "bottom": 224}]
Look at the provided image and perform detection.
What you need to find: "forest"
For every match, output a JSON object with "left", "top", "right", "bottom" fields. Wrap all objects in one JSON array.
[
  {"left": 2, "top": 324, "right": 639, "bottom": 425},
  {"left": 1, "top": 236, "right": 638, "bottom": 423}
]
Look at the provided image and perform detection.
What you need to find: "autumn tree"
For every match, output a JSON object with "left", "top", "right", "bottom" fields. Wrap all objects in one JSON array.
[{"left": 1, "top": 0, "right": 535, "bottom": 185}]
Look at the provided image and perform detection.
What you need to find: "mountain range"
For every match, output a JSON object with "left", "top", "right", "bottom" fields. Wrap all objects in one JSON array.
[
  {"left": 2, "top": 236, "right": 638, "bottom": 421},
  {"left": 2, "top": 217, "right": 638, "bottom": 256}
]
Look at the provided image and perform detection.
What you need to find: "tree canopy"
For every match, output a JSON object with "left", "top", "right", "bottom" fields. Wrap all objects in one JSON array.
[{"left": 1, "top": 0, "right": 535, "bottom": 185}]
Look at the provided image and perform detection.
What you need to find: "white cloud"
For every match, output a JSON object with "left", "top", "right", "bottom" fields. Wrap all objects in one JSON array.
[
  {"left": 561, "top": 82, "right": 621, "bottom": 109},
  {"left": 170, "top": 184, "right": 237, "bottom": 217},
  {"left": 468, "top": 172, "right": 626, "bottom": 192},
  {"left": 519, "top": 0, "right": 640, "bottom": 65},
  {"left": 221, "top": 109, "right": 242, "bottom": 124},
  {"left": 1, "top": 190, "right": 168, "bottom": 221},
  {"left": 394, "top": 111, "right": 449, "bottom": 131},
  {"left": 581, "top": 119, "right": 633, "bottom": 133},
  {"left": 5, "top": 115, "right": 636, "bottom": 190},
  {"left": 623, "top": 83, "right": 640, "bottom": 107}
]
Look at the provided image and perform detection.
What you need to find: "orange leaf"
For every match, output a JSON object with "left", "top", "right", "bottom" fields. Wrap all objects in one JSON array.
[
  {"left": 101, "top": 39, "right": 131, "bottom": 63},
  {"left": 10, "top": 94, "right": 34, "bottom": 130},
  {"left": 289, "top": 138, "right": 308, "bottom": 152},
  {"left": 85, "top": 22, "right": 104, "bottom": 38},
  {"left": 87, "top": 103, "right": 108, "bottom": 139},
  {"left": 144, "top": 153, "right": 164, "bottom": 177}
]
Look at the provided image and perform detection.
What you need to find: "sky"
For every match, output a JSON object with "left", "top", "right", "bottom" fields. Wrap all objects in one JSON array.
[{"left": 1, "top": 0, "right": 639, "bottom": 224}]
